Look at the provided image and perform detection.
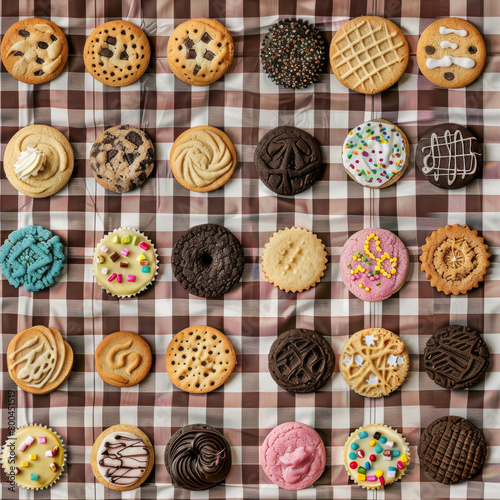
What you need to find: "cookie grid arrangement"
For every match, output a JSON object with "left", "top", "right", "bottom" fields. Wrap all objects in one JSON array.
[{"left": 0, "top": 5, "right": 495, "bottom": 499}]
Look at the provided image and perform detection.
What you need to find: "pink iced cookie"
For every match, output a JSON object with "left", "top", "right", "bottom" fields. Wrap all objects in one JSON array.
[
  {"left": 260, "top": 422, "right": 325, "bottom": 490},
  {"left": 340, "top": 228, "right": 409, "bottom": 302}
]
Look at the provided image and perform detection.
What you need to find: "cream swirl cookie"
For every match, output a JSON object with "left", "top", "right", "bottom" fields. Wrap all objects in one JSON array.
[
  {"left": 3, "top": 125, "right": 74, "bottom": 197},
  {"left": 342, "top": 120, "right": 409, "bottom": 188},
  {"left": 170, "top": 126, "right": 237, "bottom": 192}
]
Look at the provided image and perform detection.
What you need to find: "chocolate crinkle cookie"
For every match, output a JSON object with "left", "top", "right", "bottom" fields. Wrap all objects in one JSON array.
[
  {"left": 172, "top": 223, "right": 244, "bottom": 298},
  {"left": 261, "top": 19, "right": 326, "bottom": 89}
]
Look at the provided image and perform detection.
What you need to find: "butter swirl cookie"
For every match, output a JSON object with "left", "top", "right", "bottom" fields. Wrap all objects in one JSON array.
[
  {"left": 1, "top": 18, "right": 68, "bottom": 84},
  {"left": 3, "top": 125, "right": 74, "bottom": 198},
  {"left": 170, "top": 126, "right": 236, "bottom": 192}
]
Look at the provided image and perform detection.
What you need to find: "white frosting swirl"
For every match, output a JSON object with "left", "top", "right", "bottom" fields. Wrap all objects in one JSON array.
[{"left": 14, "top": 146, "right": 45, "bottom": 180}]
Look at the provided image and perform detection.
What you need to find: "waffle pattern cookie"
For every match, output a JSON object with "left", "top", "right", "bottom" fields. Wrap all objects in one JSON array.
[
  {"left": 0, "top": 18, "right": 68, "bottom": 84},
  {"left": 330, "top": 16, "right": 409, "bottom": 94},
  {"left": 340, "top": 328, "right": 409, "bottom": 397},
  {"left": 170, "top": 126, "right": 236, "bottom": 192},
  {"left": 83, "top": 20, "right": 150, "bottom": 87},
  {"left": 261, "top": 227, "right": 327, "bottom": 293},
  {"left": 420, "top": 224, "right": 490, "bottom": 295},
  {"left": 166, "top": 325, "right": 236, "bottom": 394},
  {"left": 167, "top": 18, "right": 233, "bottom": 86},
  {"left": 418, "top": 416, "right": 486, "bottom": 484}
]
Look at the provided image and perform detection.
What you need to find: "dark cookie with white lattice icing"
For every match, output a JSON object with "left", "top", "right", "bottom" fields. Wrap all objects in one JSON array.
[
  {"left": 90, "top": 125, "right": 155, "bottom": 193},
  {"left": 268, "top": 329, "right": 334, "bottom": 393},
  {"left": 424, "top": 325, "right": 489, "bottom": 389},
  {"left": 254, "top": 126, "right": 323, "bottom": 195},
  {"left": 83, "top": 20, "right": 150, "bottom": 87},
  {"left": 416, "top": 123, "right": 482, "bottom": 189},
  {"left": 0, "top": 18, "right": 68, "bottom": 84},
  {"left": 172, "top": 224, "right": 244, "bottom": 298},
  {"left": 167, "top": 18, "right": 234, "bottom": 86}
]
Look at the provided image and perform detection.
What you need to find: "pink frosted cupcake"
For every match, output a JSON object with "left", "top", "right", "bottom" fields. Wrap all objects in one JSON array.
[{"left": 340, "top": 228, "right": 409, "bottom": 302}]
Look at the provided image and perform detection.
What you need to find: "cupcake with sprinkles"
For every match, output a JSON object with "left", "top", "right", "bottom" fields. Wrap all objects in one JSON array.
[
  {"left": 342, "top": 120, "right": 409, "bottom": 188},
  {"left": 344, "top": 424, "right": 410, "bottom": 489},
  {"left": 261, "top": 19, "right": 326, "bottom": 89}
]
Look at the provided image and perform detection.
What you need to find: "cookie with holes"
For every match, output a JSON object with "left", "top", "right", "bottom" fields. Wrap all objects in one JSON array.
[
  {"left": 90, "top": 125, "right": 155, "bottom": 193},
  {"left": 167, "top": 18, "right": 234, "bottom": 86},
  {"left": 83, "top": 20, "right": 150, "bottom": 87},
  {"left": 1, "top": 18, "right": 68, "bottom": 85}
]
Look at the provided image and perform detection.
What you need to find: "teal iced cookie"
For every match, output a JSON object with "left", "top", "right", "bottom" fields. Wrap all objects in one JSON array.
[{"left": 0, "top": 225, "right": 65, "bottom": 292}]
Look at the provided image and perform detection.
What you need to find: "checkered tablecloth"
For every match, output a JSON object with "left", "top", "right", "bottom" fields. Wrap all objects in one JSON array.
[{"left": 1, "top": 0, "right": 499, "bottom": 499}]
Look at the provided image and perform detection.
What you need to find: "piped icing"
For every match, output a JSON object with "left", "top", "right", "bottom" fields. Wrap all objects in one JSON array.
[
  {"left": 440, "top": 41, "right": 458, "bottom": 49},
  {"left": 439, "top": 26, "right": 467, "bottom": 37},
  {"left": 426, "top": 55, "right": 476, "bottom": 70},
  {"left": 14, "top": 147, "right": 45, "bottom": 180}
]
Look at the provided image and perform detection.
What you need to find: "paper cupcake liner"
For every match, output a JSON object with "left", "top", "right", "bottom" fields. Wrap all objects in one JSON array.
[
  {"left": 92, "top": 227, "right": 159, "bottom": 298},
  {"left": 1, "top": 423, "right": 67, "bottom": 490}
]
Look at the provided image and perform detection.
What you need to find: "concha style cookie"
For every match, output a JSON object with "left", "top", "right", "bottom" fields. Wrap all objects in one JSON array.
[
  {"left": 83, "top": 20, "right": 150, "bottom": 87},
  {"left": 0, "top": 18, "right": 68, "bottom": 84},
  {"left": 330, "top": 16, "right": 409, "bottom": 94},
  {"left": 3, "top": 124, "right": 74, "bottom": 198},
  {"left": 167, "top": 18, "right": 234, "bottom": 86},
  {"left": 170, "top": 126, "right": 236, "bottom": 192},
  {"left": 340, "top": 328, "right": 409, "bottom": 397},
  {"left": 420, "top": 224, "right": 490, "bottom": 295}
]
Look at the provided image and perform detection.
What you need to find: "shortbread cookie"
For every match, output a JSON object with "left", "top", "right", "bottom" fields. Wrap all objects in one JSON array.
[
  {"left": 166, "top": 325, "right": 236, "bottom": 394},
  {"left": 418, "top": 416, "right": 486, "bottom": 484},
  {"left": 95, "top": 331, "right": 152, "bottom": 387},
  {"left": 340, "top": 328, "right": 409, "bottom": 397},
  {"left": 417, "top": 18, "right": 486, "bottom": 88},
  {"left": 344, "top": 424, "right": 410, "bottom": 489},
  {"left": 90, "top": 424, "right": 154, "bottom": 491},
  {"left": 255, "top": 126, "right": 324, "bottom": 195},
  {"left": 3, "top": 124, "right": 74, "bottom": 197},
  {"left": 342, "top": 120, "right": 409, "bottom": 188},
  {"left": 261, "top": 19, "right": 327, "bottom": 89},
  {"left": 261, "top": 227, "right": 327, "bottom": 293},
  {"left": 1, "top": 424, "right": 66, "bottom": 490},
  {"left": 83, "top": 20, "right": 150, "bottom": 86},
  {"left": 93, "top": 228, "right": 158, "bottom": 298},
  {"left": 420, "top": 224, "right": 490, "bottom": 295},
  {"left": 330, "top": 16, "right": 409, "bottom": 94},
  {"left": 0, "top": 18, "right": 68, "bottom": 84},
  {"left": 416, "top": 123, "right": 482, "bottom": 189},
  {"left": 167, "top": 18, "right": 234, "bottom": 86},
  {"left": 90, "top": 125, "right": 155, "bottom": 193},
  {"left": 170, "top": 126, "right": 237, "bottom": 192},
  {"left": 7, "top": 326, "right": 73, "bottom": 395}
]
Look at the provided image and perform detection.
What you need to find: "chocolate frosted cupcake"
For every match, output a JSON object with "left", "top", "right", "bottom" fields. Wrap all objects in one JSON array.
[{"left": 165, "top": 424, "right": 232, "bottom": 490}]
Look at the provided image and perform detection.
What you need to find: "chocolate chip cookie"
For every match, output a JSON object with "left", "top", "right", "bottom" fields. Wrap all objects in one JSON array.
[
  {"left": 90, "top": 125, "right": 155, "bottom": 193},
  {"left": 84, "top": 20, "right": 150, "bottom": 87},
  {"left": 255, "top": 126, "right": 323, "bottom": 195},
  {"left": 172, "top": 224, "right": 244, "bottom": 298},
  {"left": 167, "top": 18, "right": 234, "bottom": 86},
  {"left": 268, "top": 329, "right": 334, "bottom": 392},
  {"left": 1, "top": 18, "right": 68, "bottom": 84}
]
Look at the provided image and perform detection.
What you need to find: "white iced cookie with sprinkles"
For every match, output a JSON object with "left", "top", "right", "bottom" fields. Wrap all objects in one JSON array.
[
  {"left": 93, "top": 228, "right": 158, "bottom": 298},
  {"left": 344, "top": 424, "right": 410, "bottom": 489},
  {"left": 342, "top": 120, "right": 409, "bottom": 188}
]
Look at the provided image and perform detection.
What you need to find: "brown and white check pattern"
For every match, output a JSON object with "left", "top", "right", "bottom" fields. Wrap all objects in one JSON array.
[{"left": 0, "top": 0, "right": 499, "bottom": 499}]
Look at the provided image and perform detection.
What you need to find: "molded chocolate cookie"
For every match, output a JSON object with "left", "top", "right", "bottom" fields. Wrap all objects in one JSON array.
[
  {"left": 255, "top": 126, "right": 323, "bottom": 195},
  {"left": 418, "top": 416, "right": 486, "bottom": 484},
  {"left": 268, "top": 329, "right": 334, "bottom": 392},
  {"left": 90, "top": 125, "right": 155, "bottom": 193},
  {"left": 424, "top": 325, "right": 489, "bottom": 389}
]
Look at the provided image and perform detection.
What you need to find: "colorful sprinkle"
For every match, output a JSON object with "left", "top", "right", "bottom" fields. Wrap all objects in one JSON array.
[
  {"left": 101, "top": 267, "right": 108, "bottom": 275},
  {"left": 107, "top": 273, "right": 117, "bottom": 282},
  {"left": 25, "top": 436, "right": 34, "bottom": 447},
  {"left": 38, "top": 436, "right": 47, "bottom": 444},
  {"left": 127, "top": 275, "right": 136, "bottom": 282},
  {"left": 357, "top": 473, "right": 366, "bottom": 481},
  {"left": 117, "top": 274, "right": 122, "bottom": 283},
  {"left": 121, "top": 235, "right": 131, "bottom": 244},
  {"left": 132, "top": 236, "right": 138, "bottom": 245},
  {"left": 367, "top": 475, "right": 377, "bottom": 481},
  {"left": 379, "top": 436, "right": 387, "bottom": 444},
  {"left": 49, "top": 463, "right": 57, "bottom": 472},
  {"left": 369, "top": 439, "right": 377, "bottom": 447},
  {"left": 139, "top": 241, "right": 150, "bottom": 251},
  {"left": 109, "top": 252, "right": 119, "bottom": 262},
  {"left": 379, "top": 476, "right": 385, "bottom": 486},
  {"left": 401, "top": 454, "right": 408, "bottom": 463},
  {"left": 356, "top": 450, "right": 365, "bottom": 458},
  {"left": 96, "top": 255, "right": 105, "bottom": 264},
  {"left": 101, "top": 246, "right": 109, "bottom": 253},
  {"left": 349, "top": 452, "right": 357, "bottom": 460},
  {"left": 349, "top": 461, "right": 357, "bottom": 469},
  {"left": 369, "top": 454, "right": 376, "bottom": 462},
  {"left": 358, "top": 431, "right": 368, "bottom": 439},
  {"left": 375, "top": 444, "right": 383, "bottom": 454},
  {"left": 45, "top": 449, "right": 56, "bottom": 457},
  {"left": 140, "top": 259, "right": 149, "bottom": 266},
  {"left": 121, "top": 249, "right": 130, "bottom": 257},
  {"left": 138, "top": 253, "right": 146, "bottom": 261},
  {"left": 52, "top": 446, "right": 59, "bottom": 454},
  {"left": 120, "top": 262, "right": 128, "bottom": 268},
  {"left": 365, "top": 461, "right": 371, "bottom": 471},
  {"left": 30, "top": 474, "right": 39, "bottom": 481},
  {"left": 141, "top": 266, "right": 150, "bottom": 273},
  {"left": 357, "top": 467, "right": 366, "bottom": 474},
  {"left": 29, "top": 454, "right": 37, "bottom": 460},
  {"left": 19, "top": 443, "right": 27, "bottom": 452},
  {"left": 113, "top": 235, "right": 120, "bottom": 244},
  {"left": 350, "top": 442, "right": 359, "bottom": 451},
  {"left": 383, "top": 449, "right": 392, "bottom": 460},
  {"left": 397, "top": 460, "right": 404, "bottom": 470},
  {"left": 21, "top": 461, "right": 28, "bottom": 467}
]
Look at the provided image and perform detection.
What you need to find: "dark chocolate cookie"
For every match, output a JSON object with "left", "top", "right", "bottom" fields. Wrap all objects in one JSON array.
[
  {"left": 255, "top": 126, "right": 323, "bottom": 195},
  {"left": 261, "top": 19, "right": 326, "bottom": 89},
  {"left": 172, "top": 224, "right": 244, "bottom": 298},
  {"left": 424, "top": 325, "right": 489, "bottom": 390},
  {"left": 268, "top": 329, "right": 334, "bottom": 392},
  {"left": 418, "top": 416, "right": 486, "bottom": 484},
  {"left": 416, "top": 123, "right": 482, "bottom": 189},
  {"left": 90, "top": 125, "right": 155, "bottom": 193},
  {"left": 165, "top": 423, "right": 232, "bottom": 490}
]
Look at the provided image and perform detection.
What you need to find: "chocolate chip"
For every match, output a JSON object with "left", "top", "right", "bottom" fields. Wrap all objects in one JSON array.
[
  {"left": 373, "top": 432, "right": 381, "bottom": 440},
  {"left": 193, "top": 64, "right": 201, "bottom": 75},
  {"left": 187, "top": 49, "right": 196, "bottom": 59},
  {"left": 204, "top": 50, "right": 215, "bottom": 61},
  {"left": 19, "top": 29, "right": 30, "bottom": 37},
  {"left": 183, "top": 36, "right": 194, "bottom": 48},
  {"left": 99, "top": 47, "right": 113, "bottom": 58},
  {"left": 106, "top": 36, "right": 117, "bottom": 45},
  {"left": 444, "top": 72, "right": 455, "bottom": 81},
  {"left": 469, "top": 45, "right": 477, "bottom": 54},
  {"left": 201, "top": 32, "right": 212, "bottom": 43},
  {"left": 125, "top": 152, "right": 137, "bottom": 165},
  {"left": 125, "top": 131, "right": 144, "bottom": 147},
  {"left": 37, "top": 41, "right": 48, "bottom": 49},
  {"left": 119, "top": 51, "right": 129, "bottom": 60},
  {"left": 425, "top": 45, "right": 435, "bottom": 55},
  {"left": 50, "top": 35, "right": 57, "bottom": 42},
  {"left": 34, "top": 70, "right": 44, "bottom": 76},
  {"left": 13, "top": 51, "right": 23, "bottom": 56},
  {"left": 107, "top": 150, "right": 118, "bottom": 163},
  {"left": 36, "top": 57, "right": 44, "bottom": 64}
]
